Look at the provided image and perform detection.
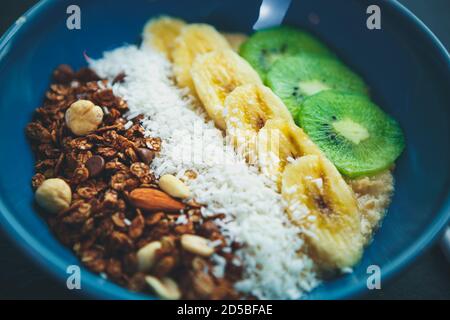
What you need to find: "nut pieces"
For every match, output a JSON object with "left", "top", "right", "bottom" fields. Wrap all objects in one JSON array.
[
  {"left": 158, "top": 174, "right": 191, "bottom": 199},
  {"left": 181, "top": 234, "right": 214, "bottom": 257},
  {"left": 65, "top": 99, "right": 104, "bottom": 136},
  {"left": 35, "top": 178, "right": 72, "bottom": 213}
]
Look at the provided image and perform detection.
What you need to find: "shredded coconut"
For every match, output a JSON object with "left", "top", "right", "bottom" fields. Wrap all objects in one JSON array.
[
  {"left": 211, "top": 253, "right": 227, "bottom": 278},
  {"left": 175, "top": 214, "right": 188, "bottom": 225},
  {"left": 91, "top": 45, "right": 318, "bottom": 299},
  {"left": 123, "top": 120, "right": 133, "bottom": 130},
  {"left": 209, "top": 239, "right": 223, "bottom": 248}
]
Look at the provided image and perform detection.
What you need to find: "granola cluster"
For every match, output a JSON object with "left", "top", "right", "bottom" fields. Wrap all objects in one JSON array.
[{"left": 25, "top": 65, "right": 242, "bottom": 299}]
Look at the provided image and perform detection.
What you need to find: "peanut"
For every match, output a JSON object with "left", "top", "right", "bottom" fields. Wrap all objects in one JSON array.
[
  {"left": 158, "top": 174, "right": 191, "bottom": 199},
  {"left": 145, "top": 276, "right": 181, "bottom": 300},
  {"left": 65, "top": 99, "right": 103, "bottom": 136},
  {"left": 180, "top": 234, "right": 214, "bottom": 257},
  {"left": 137, "top": 241, "right": 162, "bottom": 272},
  {"left": 35, "top": 178, "right": 72, "bottom": 214}
]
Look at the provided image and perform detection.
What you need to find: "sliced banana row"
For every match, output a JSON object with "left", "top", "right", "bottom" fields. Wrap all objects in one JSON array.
[{"left": 142, "top": 17, "right": 364, "bottom": 272}]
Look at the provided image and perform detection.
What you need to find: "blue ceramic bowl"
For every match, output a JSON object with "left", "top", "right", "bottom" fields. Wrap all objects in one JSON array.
[{"left": 0, "top": 0, "right": 448, "bottom": 299}]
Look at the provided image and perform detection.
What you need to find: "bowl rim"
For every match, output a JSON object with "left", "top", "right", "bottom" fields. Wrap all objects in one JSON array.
[{"left": 0, "top": 0, "right": 449, "bottom": 300}]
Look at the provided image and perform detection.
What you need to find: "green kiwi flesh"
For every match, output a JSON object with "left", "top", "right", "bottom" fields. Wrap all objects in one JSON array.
[
  {"left": 267, "top": 55, "right": 368, "bottom": 120},
  {"left": 298, "top": 90, "right": 405, "bottom": 177},
  {"left": 239, "top": 26, "right": 333, "bottom": 81}
]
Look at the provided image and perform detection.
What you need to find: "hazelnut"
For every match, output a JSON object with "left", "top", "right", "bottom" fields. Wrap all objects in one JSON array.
[
  {"left": 35, "top": 178, "right": 72, "bottom": 214},
  {"left": 65, "top": 100, "right": 103, "bottom": 136}
]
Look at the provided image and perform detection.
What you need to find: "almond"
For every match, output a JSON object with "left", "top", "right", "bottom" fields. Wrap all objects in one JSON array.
[{"left": 129, "top": 188, "right": 185, "bottom": 212}]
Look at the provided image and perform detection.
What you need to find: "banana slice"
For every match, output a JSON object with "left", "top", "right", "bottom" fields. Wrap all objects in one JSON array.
[
  {"left": 282, "top": 155, "right": 363, "bottom": 271},
  {"left": 257, "top": 118, "right": 321, "bottom": 185},
  {"left": 172, "top": 24, "right": 231, "bottom": 93},
  {"left": 142, "top": 16, "right": 186, "bottom": 60},
  {"left": 224, "top": 84, "right": 293, "bottom": 161},
  {"left": 223, "top": 32, "right": 248, "bottom": 51},
  {"left": 191, "top": 49, "right": 263, "bottom": 129}
]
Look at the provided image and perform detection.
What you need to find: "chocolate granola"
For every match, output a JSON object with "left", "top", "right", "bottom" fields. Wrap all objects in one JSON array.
[{"left": 25, "top": 64, "right": 242, "bottom": 299}]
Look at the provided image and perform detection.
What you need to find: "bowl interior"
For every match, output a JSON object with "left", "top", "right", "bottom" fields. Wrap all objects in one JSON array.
[{"left": 0, "top": 0, "right": 448, "bottom": 299}]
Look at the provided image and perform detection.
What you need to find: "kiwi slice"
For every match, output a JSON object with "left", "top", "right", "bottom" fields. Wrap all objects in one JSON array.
[
  {"left": 267, "top": 55, "right": 369, "bottom": 119},
  {"left": 239, "top": 26, "right": 332, "bottom": 81},
  {"left": 298, "top": 90, "right": 405, "bottom": 177}
]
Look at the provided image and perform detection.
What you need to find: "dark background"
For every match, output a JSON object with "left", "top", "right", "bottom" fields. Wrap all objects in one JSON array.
[{"left": 0, "top": 0, "right": 449, "bottom": 299}]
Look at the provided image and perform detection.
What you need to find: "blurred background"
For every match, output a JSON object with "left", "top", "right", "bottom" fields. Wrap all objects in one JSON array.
[{"left": 0, "top": 0, "right": 449, "bottom": 299}]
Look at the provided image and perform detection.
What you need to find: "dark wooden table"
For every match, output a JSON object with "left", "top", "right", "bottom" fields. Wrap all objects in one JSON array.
[{"left": 0, "top": 0, "right": 449, "bottom": 300}]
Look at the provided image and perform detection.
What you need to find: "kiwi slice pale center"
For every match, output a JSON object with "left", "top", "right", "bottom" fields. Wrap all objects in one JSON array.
[
  {"left": 298, "top": 80, "right": 330, "bottom": 96},
  {"left": 332, "top": 118, "right": 369, "bottom": 144}
]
